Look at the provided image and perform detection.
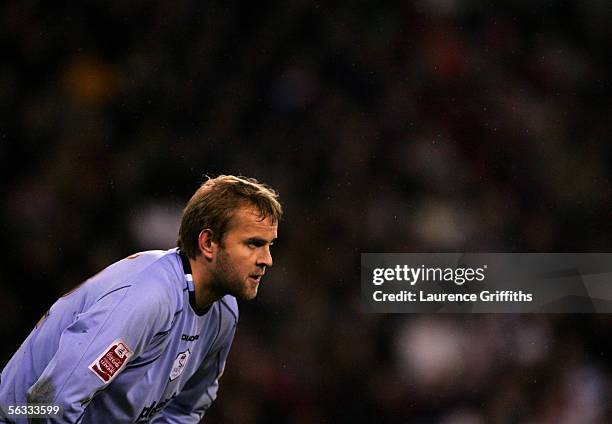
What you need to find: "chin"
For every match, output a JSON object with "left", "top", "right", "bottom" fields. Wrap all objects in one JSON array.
[
  {"left": 232, "top": 287, "right": 258, "bottom": 301},
  {"left": 242, "top": 289, "right": 258, "bottom": 300}
]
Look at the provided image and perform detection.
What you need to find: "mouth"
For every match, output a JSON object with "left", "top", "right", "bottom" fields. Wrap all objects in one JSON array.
[{"left": 248, "top": 274, "right": 263, "bottom": 284}]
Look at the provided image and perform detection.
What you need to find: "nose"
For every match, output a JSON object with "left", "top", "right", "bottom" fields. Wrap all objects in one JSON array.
[{"left": 257, "top": 246, "right": 273, "bottom": 268}]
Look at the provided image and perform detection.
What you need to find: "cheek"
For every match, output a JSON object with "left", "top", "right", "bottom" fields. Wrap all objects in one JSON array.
[
  {"left": 230, "top": 245, "right": 256, "bottom": 262},
  {"left": 218, "top": 249, "right": 251, "bottom": 275},
  {"left": 218, "top": 243, "right": 257, "bottom": 274}
]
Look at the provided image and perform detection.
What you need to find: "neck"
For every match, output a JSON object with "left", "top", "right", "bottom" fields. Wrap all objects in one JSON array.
[{"left": 188, "top": 256, "right": 222, "bottom": 310}]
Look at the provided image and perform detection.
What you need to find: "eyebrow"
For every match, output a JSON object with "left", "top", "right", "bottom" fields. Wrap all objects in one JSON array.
[{"left": 245, "top": 236, "right": 277, "bottom": 244}]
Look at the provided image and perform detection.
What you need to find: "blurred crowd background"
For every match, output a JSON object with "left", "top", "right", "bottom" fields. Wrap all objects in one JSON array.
[{"left": 2, "top": 1, "right": 612, "bottom": 422}]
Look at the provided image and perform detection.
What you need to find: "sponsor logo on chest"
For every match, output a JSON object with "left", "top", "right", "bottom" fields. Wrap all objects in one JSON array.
[{"left": 136, "top": 392, "right": 177, "bottom": 423}]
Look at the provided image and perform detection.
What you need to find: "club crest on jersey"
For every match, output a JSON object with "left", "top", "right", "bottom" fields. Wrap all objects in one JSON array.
[
  {"left": 88, "top": 339, "right": 133, "bottom": 383},
  {"left": 169, "top": 349, "right": 191, "bottom": 381}
]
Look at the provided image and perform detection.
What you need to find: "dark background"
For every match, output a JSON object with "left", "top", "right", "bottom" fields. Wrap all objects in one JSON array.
[{"left": 2, "top": 1, "right": 612, "bottom": 422}]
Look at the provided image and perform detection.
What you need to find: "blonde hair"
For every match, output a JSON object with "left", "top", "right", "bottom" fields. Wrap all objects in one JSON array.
[{"left": 177, "top": 175, "right": 282, "bottom": 258}]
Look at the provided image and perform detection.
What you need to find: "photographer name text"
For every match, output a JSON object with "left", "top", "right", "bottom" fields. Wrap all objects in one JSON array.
[
  {"left": 373, "top": 290, "right": 533, "bottom": 303},
  {"left": 371, "top": 265, "right": 533, "bottom": 303}
]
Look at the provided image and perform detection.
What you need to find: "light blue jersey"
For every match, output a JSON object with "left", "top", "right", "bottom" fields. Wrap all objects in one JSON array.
[{"left": 0, "top": 249, "right": 238, "bottom": 423}]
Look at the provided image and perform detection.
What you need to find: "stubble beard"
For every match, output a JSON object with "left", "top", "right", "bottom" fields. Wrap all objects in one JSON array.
[{"left": 214, "top": 248, "right": 258, "bottom": 300}]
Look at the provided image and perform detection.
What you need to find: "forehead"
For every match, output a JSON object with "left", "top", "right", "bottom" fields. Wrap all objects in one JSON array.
[{"left": 226, "top": 206, "right": 278, "bottom": 238}]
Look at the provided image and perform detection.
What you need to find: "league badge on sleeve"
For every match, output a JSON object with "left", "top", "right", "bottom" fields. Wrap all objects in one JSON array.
[
  {"left": 89, "top": 339, "right": 133, "bottom": 383},
  {"left": 169, "top": 349, "right": 191, "bottom": 381}
]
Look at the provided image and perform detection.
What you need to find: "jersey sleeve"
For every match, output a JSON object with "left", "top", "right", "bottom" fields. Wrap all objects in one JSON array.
[
  {"left": 151, "top": 318, "right": 237, "bottom": 424},
  {"left": 27, "top": 282, "right": 175, "bottom": 423}
]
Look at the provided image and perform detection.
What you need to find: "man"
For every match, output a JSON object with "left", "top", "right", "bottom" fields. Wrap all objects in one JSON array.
[{"left": 0, "top": 175, "right": 282, "bottom": 423}]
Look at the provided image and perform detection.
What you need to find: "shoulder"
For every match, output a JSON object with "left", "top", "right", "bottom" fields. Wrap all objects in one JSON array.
[
  {"left": 91, "top": 250, "right": 182, "bottom": 290},
  {"left": 210, "top": 296, "right": 238, "bottom": 350},
  {"left": 218, "top": 295, "right": 239, "bottom": 325},
  {"left": 111, "top": 249, "right": 185, "bottom": 315},
  {"left": 61, "top": 250, "right": 182, "bottom": 311}
]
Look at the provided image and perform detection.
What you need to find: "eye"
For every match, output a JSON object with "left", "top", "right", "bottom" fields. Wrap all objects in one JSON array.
[{"left": 247, "top": 240, "right": 265, "bottom": 248}]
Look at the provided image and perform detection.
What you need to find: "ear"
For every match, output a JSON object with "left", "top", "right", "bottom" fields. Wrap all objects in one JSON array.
[{"left": 198, "top": 229, "right": 217, "bottom": 260}]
